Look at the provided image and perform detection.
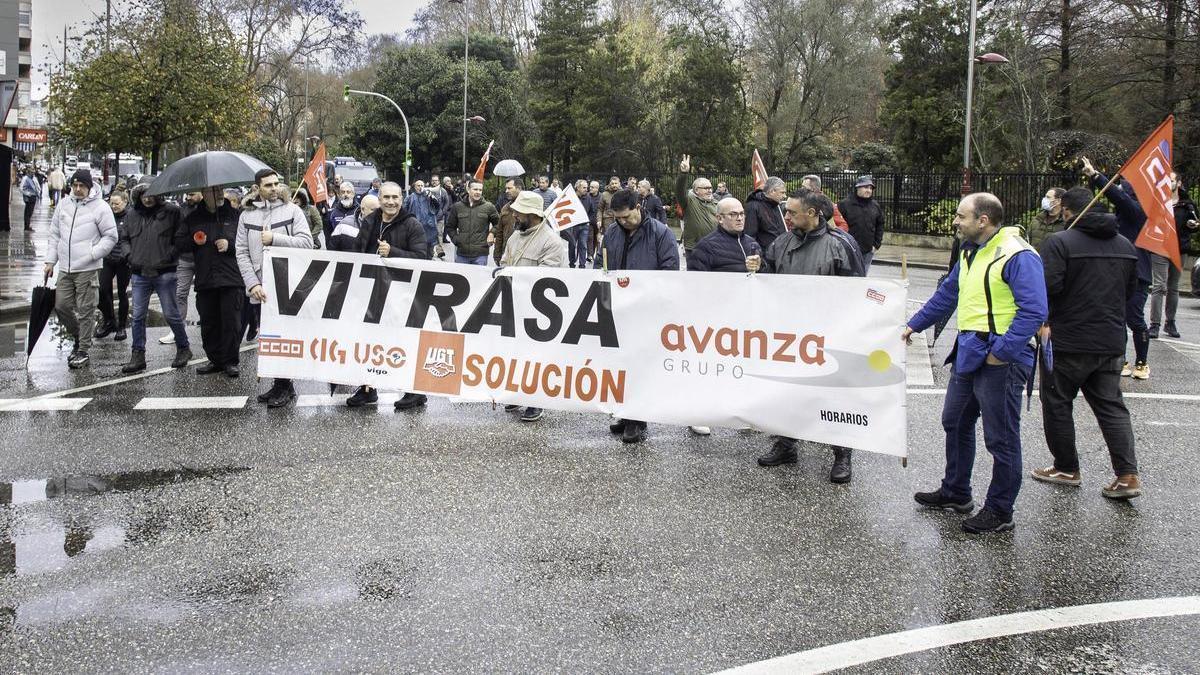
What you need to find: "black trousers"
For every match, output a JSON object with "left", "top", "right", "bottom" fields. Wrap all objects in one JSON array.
[
  {"left": 23, "top": 198, "right": 36, "bottom": 228},
  {"left": 195, "top": 287, "right": 245, "bottom": 368},
  {"left": 1039, "top": 352, "right": 1137, "bottom": 476},
  {"left": 241, "top": 301, "right": 260, "bottom": 339},
  {"left": 98, "top": 260, "right": 132, "bottom": 329}
]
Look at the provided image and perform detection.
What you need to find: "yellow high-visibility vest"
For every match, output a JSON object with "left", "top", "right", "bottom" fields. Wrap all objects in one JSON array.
[{"left": 957, "top": 226, "right": 1037, "bottom": 335}]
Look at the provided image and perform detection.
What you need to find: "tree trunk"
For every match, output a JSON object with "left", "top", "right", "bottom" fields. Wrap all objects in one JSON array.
[
  {"left": 151, "top": 144, "right": 162, "bottom": 174},
  {"left": 1059, "top": 0, "right": 1072, "bottom": 129}
]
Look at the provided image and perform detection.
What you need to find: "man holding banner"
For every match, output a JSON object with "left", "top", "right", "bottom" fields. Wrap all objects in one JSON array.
[{"left": 904, "top": 193, "right": 1047, "bottom": 534}]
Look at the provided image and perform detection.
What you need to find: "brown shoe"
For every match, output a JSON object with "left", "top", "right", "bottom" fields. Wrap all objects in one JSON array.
[
  {"left": 1031, "top": 466, "right": 1082, "bottom": 486},
  {"left": 1102, "top": 474, "right": 1143, "bottom": 499}
]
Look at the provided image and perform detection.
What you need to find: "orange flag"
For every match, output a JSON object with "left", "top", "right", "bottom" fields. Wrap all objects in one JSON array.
[
  {"left": 302, "top": 142, "right": 329, "bottom": 205},
  {"left": 473, "top": 140, "right": 494, "bottom": 182},
  {"left": 751, "top": 149, "right": 768, "bottom": 191},
  {"left": 1117, "top": 116, "right": 1180, "bottom": 268}
]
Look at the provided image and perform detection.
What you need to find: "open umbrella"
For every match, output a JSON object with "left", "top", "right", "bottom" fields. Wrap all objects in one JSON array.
[
  {"left": 146, "top": 151, "right": 271, "bottom": 196},
  {"left": 493, "top": 159, "right": 525, "bottom": 178},
  {"left": 26, "top": 283, "right": 56, "bottom": 364}
]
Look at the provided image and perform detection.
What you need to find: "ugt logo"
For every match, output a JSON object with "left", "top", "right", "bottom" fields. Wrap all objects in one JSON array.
[{"left": 423, "top": 347, "right": 457, "bottom": 378}]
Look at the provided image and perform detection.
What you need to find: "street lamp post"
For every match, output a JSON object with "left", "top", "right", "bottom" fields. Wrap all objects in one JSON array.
[
  {"left": 344, "top": 87, "right": 411, "bottom": 193},
  {"left": 961, "top": 0, "right": 1009, "bottom": 196},
  {"left": 448, "top": 0, "right": 469, "bottom": 176}
]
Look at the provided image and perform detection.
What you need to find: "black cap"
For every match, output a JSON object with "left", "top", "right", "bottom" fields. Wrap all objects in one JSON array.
[{"left": 70, "top": 169, "right": 94, "bottom": 189}]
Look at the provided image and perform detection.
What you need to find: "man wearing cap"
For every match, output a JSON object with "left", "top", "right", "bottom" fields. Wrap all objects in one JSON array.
[
  {"left": 838, "top": 175, "right": 885, "bottom": 271},
  {"left": 675, "top": 155, "right": 719, "bottom": 256},
  {"left": 44, "top": 169, "right": 119, "bottom": 369},
  {"left": 499, "top": 191, "right": 567, "bottom": 422}
]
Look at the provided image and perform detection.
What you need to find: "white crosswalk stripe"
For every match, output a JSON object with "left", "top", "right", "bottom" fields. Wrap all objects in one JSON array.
[
  {"left": 0, "top": 398, "right": 91, "bottom": 411},
  {"left": 905, "top": 331, "right": 937, "bottom": 387},
  {"left": 133, "top": 396, "right": 248, "bottom": 410}
]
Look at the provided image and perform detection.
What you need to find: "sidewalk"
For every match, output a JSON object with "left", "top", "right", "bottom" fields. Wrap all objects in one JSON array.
[{"left": 1, "top": 185, "right": 53, "bottom": 316}]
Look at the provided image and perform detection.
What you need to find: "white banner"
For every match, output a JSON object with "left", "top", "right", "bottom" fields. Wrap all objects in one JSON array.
[
  {"left": 545, "top": 185, "right": 590, "bottom": 231},
  {"left": 258, "top": 248, "right": 909, "bottom": 456}
]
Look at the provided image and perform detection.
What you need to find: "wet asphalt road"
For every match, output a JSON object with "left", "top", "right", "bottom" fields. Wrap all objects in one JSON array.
[{"left": 2, "top": 265, "right": 1200, "bottom": 673}]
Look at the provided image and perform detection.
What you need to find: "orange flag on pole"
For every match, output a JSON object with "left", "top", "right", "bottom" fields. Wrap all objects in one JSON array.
[
  {"left": 751, "top": 149, "right": 768, "bottom": 191},
  {"left": 301, "top": 142, "right": 329, "bottom": 205},
  {"left": 473, "top": 140, "right": 495, "bottom": 182},
  {"left": 1117, "top": 116, "right": 1180, "bottom": 269}
]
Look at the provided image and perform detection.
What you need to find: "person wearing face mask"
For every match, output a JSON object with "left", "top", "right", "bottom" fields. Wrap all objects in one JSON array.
[
  {"left": 1024, "top": 187, "right": 1066, "bottom": 249},
  {"left": 498, "top": 191, "right": 568, "bottom": 422},
  {"left": 325, "top": 181, "right": 358, "bottom": 239}
]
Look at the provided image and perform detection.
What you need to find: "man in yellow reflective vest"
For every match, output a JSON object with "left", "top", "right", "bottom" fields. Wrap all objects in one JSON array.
[{"left": 902, "top": 193, "right": 1048, "bottom": 534}]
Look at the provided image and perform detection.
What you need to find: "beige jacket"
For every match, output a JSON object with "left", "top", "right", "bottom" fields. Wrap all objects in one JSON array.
[{"left": 500, "top": 221, "right": 567, "bottom": 268}]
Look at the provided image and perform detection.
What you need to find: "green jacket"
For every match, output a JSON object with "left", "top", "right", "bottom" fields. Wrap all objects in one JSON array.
[
  {"left": 675, "top": 173, "right": 718, "bottom": 250},
  {"left": 446, "top": 198, "right": 500, "bottom": 258}
]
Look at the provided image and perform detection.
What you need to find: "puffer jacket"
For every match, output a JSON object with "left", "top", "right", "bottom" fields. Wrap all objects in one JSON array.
[
  {"left": 446, "top": 198, "right": 500, "bottom": 258},
  {"left": 594, "top": 216, "right": 679, "bottom": 271},
  {"left": 122, "top": 188, "right": 186, "bottom": 276},
  {"left": 184, "top": 202, "right": 243, "bottom": 290},
  {"left": 687, "top": 226, "right": 762, "bottom": 272},
  {"left": 763, "top": 219, "right": 864, "bottom": 278},
  {"left": 501, "top": 221, "right": 567, "bottom": 268},
  {"left": 744, "top": 189, "right": 786, "bottom": 253},
  {"left": 235, "top": 197, "right": 313, "bottom": 295},
  {"left": 47, "top": 186, "right": 118, "bottom": 273}
]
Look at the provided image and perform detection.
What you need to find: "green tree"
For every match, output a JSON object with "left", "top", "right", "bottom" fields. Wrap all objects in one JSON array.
[
  {"left": 878, "top": 0, "right": 968, "bottom": 170},
  {"left": 526, "top": 0, "right": 599, "bottom": 172}
]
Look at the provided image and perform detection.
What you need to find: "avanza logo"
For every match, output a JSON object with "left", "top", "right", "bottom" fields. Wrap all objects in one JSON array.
[
  {"left": 423, "top": 347, "right": 457, "bottom": 378},
  {"left": 413, "top": 330, "right": 466, "bottom": 395},
  {"left": 259, "top": 337, "right": 303, "bottom": 358}
]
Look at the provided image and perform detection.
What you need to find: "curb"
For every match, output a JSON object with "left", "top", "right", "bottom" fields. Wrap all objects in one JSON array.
[{"left": 873, "top": 258, "right": 947, "bottom": 272}]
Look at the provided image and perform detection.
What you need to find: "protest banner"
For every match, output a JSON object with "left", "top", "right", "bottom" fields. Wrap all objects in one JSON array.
[{"left": 258, "top": 248, "right": 909, "bottom": 456}]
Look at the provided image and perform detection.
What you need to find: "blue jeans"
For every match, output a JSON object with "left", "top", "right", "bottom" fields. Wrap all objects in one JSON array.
[
  {"left": 455, "top": 253, "right": 488, "bottom": 265},
  {"left": 939, "top": 361, "right": 1031, "bottom": 518},
  {"left": 423, "top": 224, "right": 439, "bottom": 252},
  {"left": 565, "top": 226, "right": 589, "bottom": 267},
  {"left": 131, "top": 272, "right": 190, "bottom": 351}
]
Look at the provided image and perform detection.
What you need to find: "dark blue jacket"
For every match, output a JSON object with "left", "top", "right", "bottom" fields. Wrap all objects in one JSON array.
[
  {"left": 1092, "top": 173, "right": 1152, "bottom": 283},
  {"left": 687, "top": 226, "right": 762, "bottom": 272},
  {"left": 595, "top": 216, "right": 679, "bottom": 271},
  {"left": 325, "top": 199, "right": 357, "bottom": 239},
  {"left": 641, "top": 193, "right": 667, "bottom": 225}
]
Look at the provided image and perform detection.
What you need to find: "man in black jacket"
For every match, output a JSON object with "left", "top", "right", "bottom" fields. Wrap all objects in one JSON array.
[
  {"left": 744, "top": 176, "right": 787, "bottom": 253},
  {"left": 185, "top": 187, "right": 245, "bottom": 378},
  {"left": 837, "top": 175, "right": 885, "bottom": 271},
  {"left": 687, "top": 197, "right": 762, "bottom": 272},
  {"left": 357, "top": 181, "right": 432, "bottom": 411},
  {"left": 1032, "top": 187, "right": 1142, "bottom": 499}
]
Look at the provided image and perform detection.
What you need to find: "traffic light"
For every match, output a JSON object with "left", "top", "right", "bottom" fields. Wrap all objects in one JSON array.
[
  {"left": 405, "top": 149, "right": 413, "bottom": 167},
  {"left": 343, "top": 84, "right": 350, "bottom": 102}
]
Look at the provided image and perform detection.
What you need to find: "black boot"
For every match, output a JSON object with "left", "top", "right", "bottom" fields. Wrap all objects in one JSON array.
[
  {"left": 621, "top": 420, "right": 646, "bottom": 443},
  {"left": 171, "top": 347, "right": 193, "bottom": 368},
  {"left": 94, "top": 320, "right": 113, "bottom": 339},
  {"left": 830, "top": 447, "right": 853, "bottom": 484},
  {"left": 257, "top": 380, "right": 284, "bottom": 403},
  {"left": 394, "top": 392, "right": 427, "bottom": 410},
  {"left": 1149, "top": 323, "right": 1160, "bottom": 339},
  {"left": 121, "top": 349, "right": 147, "bottom": 374},
  {"left": 113, "top": 326, "right": 127, "bottom": 341},
  {"left": 757, "top": 438, "right": 797, "bottom": 466},
  {"left": 1165, "top": 321, "right": 1181, "bottom": 338},
  {"left": 346, "top": 385, "right": 378, "bottom": 407},
  {"left": 266, "top": 381, "right": 296, "bottom": 408},
  {"left": 609, "top": 418, "right": 628, "bottom": 434}
]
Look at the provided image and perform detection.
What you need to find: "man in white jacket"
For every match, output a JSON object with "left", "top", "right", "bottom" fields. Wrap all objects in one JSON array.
[
  {"left": 44, "top": 169, "right": 118, "bottom": 368},
  {"left": 235, "top": 168, "right": 314, "bottom": 407}
]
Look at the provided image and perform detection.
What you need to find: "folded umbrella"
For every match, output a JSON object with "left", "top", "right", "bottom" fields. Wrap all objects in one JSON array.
[
  {"left": 26, "top": 283, "right": 56, "bottom": 364},
  {"left": 146, "top": 151, "right": 272, "bottom": 196}
]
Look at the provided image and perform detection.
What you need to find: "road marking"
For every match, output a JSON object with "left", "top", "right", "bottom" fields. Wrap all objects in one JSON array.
[
  {"left": 0, "top": 397, "right": 91, "bottom": 412},
  {"left": 715, "top": 596, "right": 1200, "bottom": 675},
  {"left": 905, "top": 331, "right": 935, "bottom": 387},
  {"left": 295, "top": 393, "right": 401, "bottom": 407},
  {"left": 905, "top": 388, "right": 1200, "bottom": 402},
  {"left": 1157, "top": 337, "right": 1200, "bottom": 349},
  {"left": 134, "top": 396, "right": 248, "bottom": 410}
]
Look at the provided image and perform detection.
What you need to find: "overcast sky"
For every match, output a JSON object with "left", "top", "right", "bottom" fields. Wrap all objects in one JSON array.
[{"left": 30, "top": 0, "right": 424, "bottom": 98}]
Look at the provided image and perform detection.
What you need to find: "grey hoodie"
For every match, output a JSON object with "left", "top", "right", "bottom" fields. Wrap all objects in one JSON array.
[
  {"left": 47, "top": 185, "right": 118, "bottom": 273},
  {"left": 235, "top": 197, "right": 313, "bottom": 299}
]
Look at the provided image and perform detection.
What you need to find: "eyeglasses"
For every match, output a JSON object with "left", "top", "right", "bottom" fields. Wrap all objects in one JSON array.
[{"left": 721, "top": 212, "right": 746, "bottom": 218}]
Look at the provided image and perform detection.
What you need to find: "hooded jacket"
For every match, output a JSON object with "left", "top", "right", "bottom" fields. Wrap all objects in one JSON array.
[
  {"left": 687, "top": 226, "right": 762, "bottom": 272},
  {"left": 762, "top": 219, "right": 864, "bottom": 278},
  {"left": 1039, "top": 208, "right": 1138, "bottom": 354},
  {"left": 837, "top": 194, "right": 885, "bottom": 255},
  {"left": 121, "top": 186, "right": 186, "bottom": 275},
  {"left": 744, "top": 189, "right": 786, "bottom": 254},
  {"left": 356, "top": 208, "right": 431, "bottom": 260},
  {"left": 594, "top": 216, "right": 679, "bottom": 271},
  {"left": 500, "top": 220, "right": 567, "bottom": 268},
  {"left": 184, "top": 201, "right": 243, "bottom": 290},
  {"left": 1091, "top": 173, "right": 1151, "bottom": 283},
  {"left": 48, "top": 185, "right": 118, "bottom": 273},
  {"left": 235, "top": 197, "right": 313, "bottom": 295}
]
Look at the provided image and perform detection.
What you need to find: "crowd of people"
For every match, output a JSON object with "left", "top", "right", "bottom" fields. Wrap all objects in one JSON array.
[{"left": 31, "top": 151, "right": 1199, "bottom": 534}]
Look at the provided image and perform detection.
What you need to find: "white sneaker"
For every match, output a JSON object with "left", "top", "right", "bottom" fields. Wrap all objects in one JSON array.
[
  {"left": 689, "top": 425, "right": 712, "bottom": 436},
  {"left": 1120, "top": 361, "right": 1131, "bottom": 377},
  {"left": 159, "top": 333, "right": 175, "bottom": 345}
]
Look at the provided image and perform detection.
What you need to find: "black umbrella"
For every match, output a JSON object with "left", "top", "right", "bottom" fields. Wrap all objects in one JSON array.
[
  {"left": 26, "top": 283, "right": 56, "bottom": 361},
  {"left": 145, "top": 151, "right": 271, "bottom": 196}
]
